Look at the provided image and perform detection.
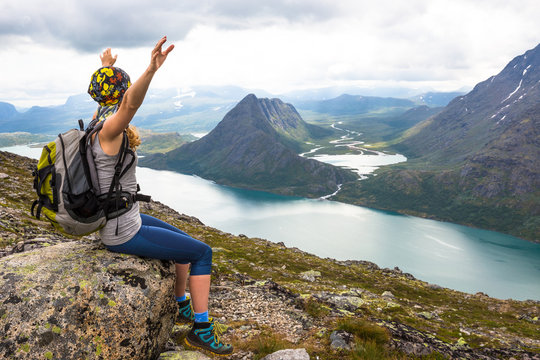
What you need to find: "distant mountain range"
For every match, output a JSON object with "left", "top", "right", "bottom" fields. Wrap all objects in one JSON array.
[
  {"left": 293, "top": 92, "right": 462, "bottom": 117},
  {"left": 336, "top": 43, "right": 540, "bottom": 241},
  {"left": 139, "top": 94, "right": 357, "bottom": 197},
  {"left": 0, "top": 85, "right": 459, "bottom": 135},
  {"left": 0, "top": 87, "right": 249, "bottom": 135},
  {"left": 410, "top": 92, "right": 465, "bottom": 107},
  {"left": 295, "top": 94, "right": 416, "bottom": 116},
  {"left": 0, "top": 95, "right": 97, "bottom": 134}
]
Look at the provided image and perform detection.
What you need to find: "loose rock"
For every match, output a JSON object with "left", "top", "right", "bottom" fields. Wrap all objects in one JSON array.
[
  {"left": 261, "top": 348, "right": 310, "bottom": 360},
  {"left": 382, "top": 291, "right": 395, "bottom": 299},
  {"left": 300, "top": 270, "right": 321, "bottom": 282},
  {"left": 330, "top": 330, "right": 354, "bottom": 350}
]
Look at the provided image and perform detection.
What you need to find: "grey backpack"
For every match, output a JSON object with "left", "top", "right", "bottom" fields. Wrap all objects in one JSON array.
[{"left": 31, "top": 119, "right": 150, "bottom": 236}]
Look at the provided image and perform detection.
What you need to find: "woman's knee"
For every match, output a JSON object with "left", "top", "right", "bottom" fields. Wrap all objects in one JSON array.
[
  {"left": 189, "top": 243, "right": 212, "bottom": 276},
  {"left": 200, "top": 243, "right": 213, "bottom": 264}
]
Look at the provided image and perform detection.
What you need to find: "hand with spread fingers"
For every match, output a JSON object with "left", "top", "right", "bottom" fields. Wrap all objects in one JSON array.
[
  {"left": 100, "top": 48, "right": 118, "bottom": 67},
  {"left": 148, "top": 36, "right": 175, "bottom": 73}
]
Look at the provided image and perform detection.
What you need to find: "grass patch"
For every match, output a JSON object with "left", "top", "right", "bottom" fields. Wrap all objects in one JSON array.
[
  {"left": 238, "top": 330, "right": 293, "bottom": 360},
  {"left": 352, "top": 339, "right": 389, "bottom": 359},
  {"left": 337, "top": 318, "right": 390, "bottom": 346},
  {"left": 301, "top": 298, "right": 331, "bottom": 319}
]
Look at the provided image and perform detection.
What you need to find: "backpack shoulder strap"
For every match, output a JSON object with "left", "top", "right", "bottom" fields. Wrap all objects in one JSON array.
[{"left": 103, "top": 131, "right": 130, "bottom": 207}]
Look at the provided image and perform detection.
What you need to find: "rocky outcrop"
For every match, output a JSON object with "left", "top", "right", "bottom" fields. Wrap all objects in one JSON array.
[
  {"left": 380, "top": 320, "right": 540, "bottom": 360},
  {"left": 261, "top": 348, "right": 310, "bottom": 360},
  {"left": 0, "top": 240, "right": 176, "bottom": 360}
]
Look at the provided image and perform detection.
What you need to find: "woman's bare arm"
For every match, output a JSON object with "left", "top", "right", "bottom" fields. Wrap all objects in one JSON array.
[{"left": 99, "top": 37, "right": 174, "bottom": 153}]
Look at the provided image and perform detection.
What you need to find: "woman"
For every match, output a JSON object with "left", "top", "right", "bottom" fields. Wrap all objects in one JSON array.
[{"left": 87, "top": 37, "right": 233, "bottom": 356}]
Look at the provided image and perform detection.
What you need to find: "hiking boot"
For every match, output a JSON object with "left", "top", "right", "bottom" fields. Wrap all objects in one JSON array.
[
  {"left": 176, "top": 296, "right": 194, "bottom": 324},
  {"left": 185, "top": 319, "right": 233, "bottom": 356}
]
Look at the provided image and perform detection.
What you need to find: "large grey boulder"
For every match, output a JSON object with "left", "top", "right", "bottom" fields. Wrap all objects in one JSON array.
[{"left": 0, "top": 240, "right": 176, "bottom": 359}]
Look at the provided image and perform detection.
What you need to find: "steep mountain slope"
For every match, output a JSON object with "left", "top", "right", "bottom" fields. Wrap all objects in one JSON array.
[
  {"left": 398, "top": 43, "right": 540, "bottom": 166},
  {"left": 337, "top": 43, "right": 540, "bottom": 241},
  {"left": 257, "top": 97, "right": 333, "bottom": 151},
  {"left": 140, "top": 94, "right": 356, "bottom": 197},
  {"left": 381, "top": 105, "right": 444, "bottom": 131},
  {"left": 0, "top": 102, "right": 17, "bottom": 120}
]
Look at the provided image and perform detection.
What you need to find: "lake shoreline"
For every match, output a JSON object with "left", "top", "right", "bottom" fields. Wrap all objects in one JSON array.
[
  {"left": 2, "top": 146, "right": 540, "bottom": 300},
  {"left": 336, "top": 195, "right": 540, "bottom": 245},
  {"left": 2, "top": 152, "right": 539, "bottom": 357}
]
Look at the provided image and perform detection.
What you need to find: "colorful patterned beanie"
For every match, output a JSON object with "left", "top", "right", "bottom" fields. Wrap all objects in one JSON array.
[{"left": 88, "top": 66, "right": 131, "bottom": 106}]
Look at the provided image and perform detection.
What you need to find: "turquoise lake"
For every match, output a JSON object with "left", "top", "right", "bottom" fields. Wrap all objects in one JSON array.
[{"left": 3, "top": 145, "right": 540, "bottom": 301}]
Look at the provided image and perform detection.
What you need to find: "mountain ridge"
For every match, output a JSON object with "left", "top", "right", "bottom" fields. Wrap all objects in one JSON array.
[
  {"left": 398, "top": 42, "right": 540, "bottom": 164},
  {"left": 296, "top": 94, "right": 416, "bottom": 116},
  {"left": 336, "top": 43, "right": 540, "bottom": 241},
  {"left": 140, "top": 94, "right": 357, "bottom": 197}
]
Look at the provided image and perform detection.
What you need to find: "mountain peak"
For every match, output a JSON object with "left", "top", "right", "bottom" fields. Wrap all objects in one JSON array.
[
  {"left": 226, "top": 94, "right": 325, "bottom": 145},
  {"left": 503, "top": 42, "right": 540, "bottom": 72},
  {"left": 401, "top": 42, "right": 540, "bottom": 164},
  {"left": 140, "top": 95, "right": 356, "bottom": 197},
  {"left": 240, "top": 93, "right": 259, "bottom": 103}
]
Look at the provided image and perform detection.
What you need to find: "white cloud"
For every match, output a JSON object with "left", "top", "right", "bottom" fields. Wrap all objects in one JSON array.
[{"left": 0, "top": 0, "right": 539, "bottom": 107}]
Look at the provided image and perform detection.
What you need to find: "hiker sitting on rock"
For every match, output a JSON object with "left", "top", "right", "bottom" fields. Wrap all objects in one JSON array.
[{"left": 87, "top": 37, "right": 233, "bottom": 356}]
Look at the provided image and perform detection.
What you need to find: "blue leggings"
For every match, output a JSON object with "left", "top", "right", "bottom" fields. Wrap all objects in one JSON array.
[{"left": 106, "top": 214, "right": 212, "bottom": 275}]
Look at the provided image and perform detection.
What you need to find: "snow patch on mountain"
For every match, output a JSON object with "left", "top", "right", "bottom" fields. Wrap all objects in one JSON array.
[{"left": 501, "top": 79, "right": 523, "bottom": 103}]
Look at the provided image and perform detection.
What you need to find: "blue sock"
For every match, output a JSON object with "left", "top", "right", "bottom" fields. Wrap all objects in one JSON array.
[
  {"left": 194, "top": 311, "right": 209, "bottom": 323},
  {"left": 176, "top": 295, "right": 187, "bottom": 302}
]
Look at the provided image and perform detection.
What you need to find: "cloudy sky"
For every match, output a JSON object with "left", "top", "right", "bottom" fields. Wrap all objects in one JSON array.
[{"left": 1, "top": 0, "right": 539, "bottom": 107}]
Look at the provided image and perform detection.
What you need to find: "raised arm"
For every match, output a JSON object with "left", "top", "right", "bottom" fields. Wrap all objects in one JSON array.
[{"left": 99, "top": 37, "right": 174, "bottom": 150}]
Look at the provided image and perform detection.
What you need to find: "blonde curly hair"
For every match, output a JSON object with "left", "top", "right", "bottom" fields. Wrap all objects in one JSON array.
[{"left": 126, "top": 125, "right": 141, "bottom": 151}]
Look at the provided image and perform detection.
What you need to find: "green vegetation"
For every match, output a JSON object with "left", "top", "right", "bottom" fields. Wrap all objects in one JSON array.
[
  {"left": 247, "top": 330, "right": 292, "bottom": 360},
  {"left": 333, "top": 165, "right": 539, "bottom": 241},
  {"left": 0, "top": 132, "right": 55, "bottom": 147},
  {"left": 140, "top": 95, "right": 357, "bottom": 198},
  {"left": 301, "top": 298, "right": 332, "bottom": 319},
  {"left": 1, "top": 106, "right": 539, "bottom": 358},
  {"left": 299, "top": 104, "right": 539, "bottom": 242},
  {"left": 143, "top": 201, "right": 539, "bottom": 357},
  {"left": 1, "top": 161, "right": 540, "bottom": 359},
  {"left": 337, "top": 317, "right": 394, "bottom": 358},
  {"left": 137, "top": 129, "right": 196, "bottom": 155},
  {"left": 298, "top": 104, "right": 440, "bottom": 146}
]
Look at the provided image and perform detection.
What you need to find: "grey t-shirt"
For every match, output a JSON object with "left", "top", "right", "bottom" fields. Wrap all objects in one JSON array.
[{"left": 92, "top": 135, "right": 141, "bottom": 246}]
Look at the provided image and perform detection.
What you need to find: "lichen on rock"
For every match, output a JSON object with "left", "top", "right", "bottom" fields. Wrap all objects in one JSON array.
[{"left": 0, "top": 240, "right": 176, "bottom": 359}]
